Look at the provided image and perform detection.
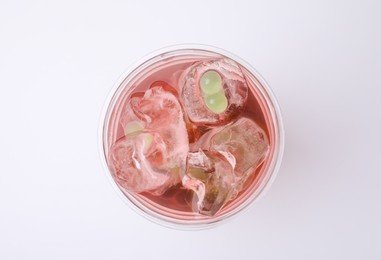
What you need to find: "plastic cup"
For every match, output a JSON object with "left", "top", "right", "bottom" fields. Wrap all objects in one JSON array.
[{"left": 99, "top": 44, "right": 284, "bottom": 229}]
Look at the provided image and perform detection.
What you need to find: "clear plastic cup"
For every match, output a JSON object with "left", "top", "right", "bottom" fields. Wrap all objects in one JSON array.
[{"left": 99, "top": 44, "right": 284, "bottom": 229}]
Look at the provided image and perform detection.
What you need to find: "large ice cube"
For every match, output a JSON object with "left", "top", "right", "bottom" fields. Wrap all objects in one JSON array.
[
  {"left": 183, "top": 150, "right": 235, "bottom": 216},
  {"left": 183, "top": 117, "right": 269, "bottom": 215},
  {"left": 210, "top": 117, "right": 269, "bottom": 177},
  {"left": 109, "top": 133, "right": 174, "bottom": 195},
  {"left": 180, "top": 58, "right": 248, "bottom": 126},
  {"left": 109, "top": 83, "right": 189, "bottom": 195}
]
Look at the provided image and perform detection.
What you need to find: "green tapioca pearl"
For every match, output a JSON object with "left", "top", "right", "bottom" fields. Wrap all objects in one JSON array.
[
  {"left": 205, "top": 92, "right": 228, "bottom": 114},
  {"left": 125, "top": 121, "right": 153, "bottom": 151},
  {"left": 189, "top": 167, "right": 208, "bottom": 181},
  {"left": 125, "top": 121, "right": 144, "bottom": 137},
  {"left": 200, "top": 70, "right": 228, "bottom": 114},
  {"left": 141, "top": 133, "right": 153, "bottom": 152},
  {"left": 200, "top": 70, "right": 222, "bottom": 95}
]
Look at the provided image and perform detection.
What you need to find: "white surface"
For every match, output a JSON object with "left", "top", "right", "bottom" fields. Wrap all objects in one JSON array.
[{"left": 1, "top": 0, "right": 380, "bottom": 259}]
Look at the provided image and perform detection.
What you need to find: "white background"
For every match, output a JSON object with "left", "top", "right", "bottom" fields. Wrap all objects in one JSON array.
[{"left": 1, "top": 0, "right": 380, "bottom": 259}]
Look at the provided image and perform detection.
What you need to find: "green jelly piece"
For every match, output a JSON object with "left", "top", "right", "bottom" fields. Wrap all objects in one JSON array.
[
  {"left": 205, "top": 91, "right": 228, "bottom": 114},
  {"left": 189, "top": 167, "right": 208, "bottom": 181},
  {"left": 125, "top": 121, "right": 144, "bottom": 136},
  {"left": 200, "top": 70, "right": 222, "bottom": 95},
  {"left": 141, "top": 133, "right": 153, "bottom": 152}
]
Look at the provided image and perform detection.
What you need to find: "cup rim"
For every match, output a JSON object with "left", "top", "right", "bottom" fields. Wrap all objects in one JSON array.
[{"left": 98, "top": 44, "right": 285, "bottom": 230}]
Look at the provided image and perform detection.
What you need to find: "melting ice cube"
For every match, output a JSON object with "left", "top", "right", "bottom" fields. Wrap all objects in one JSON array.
[
  {"left": 109, "top": 133, "right": 172, "bottom": 195},
  {"left": 180, "top": 58, "right": 248, "bottom": 126},
  {"left": 210, "top": 117, "right": 269, "bottom": 177},
  {"left": 183, "top": 117, "right": 269, "bottom": 215},
  {"left": 183, "top": 150, "right": 235, "bottom": 216},
  {"left": 109, "top": 83, "right": 189, "bottom": 195}
]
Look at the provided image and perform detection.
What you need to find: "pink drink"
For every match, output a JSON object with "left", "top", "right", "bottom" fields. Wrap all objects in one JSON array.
[{"left": 101, "top": 47, "right": 283, "bottom": 228}]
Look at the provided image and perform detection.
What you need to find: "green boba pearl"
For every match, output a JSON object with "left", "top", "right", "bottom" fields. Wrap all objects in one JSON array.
[
  {"left": 205, "top": 91, "right": 228, "bottom": 114},
  {"left": 125, "top": 121, "right": 144, "bottom": 137},
  {"left": 189, "top": 167, "right": 207, "bottom": 181},
  {"left": 141, "top": 133, "right": 153, "bottom": 152},
  {"left": 200, "top": 70, "right": 222, "bottom": 95}
]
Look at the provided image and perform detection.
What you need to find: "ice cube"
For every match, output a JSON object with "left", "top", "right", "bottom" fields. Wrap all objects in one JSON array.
[
  {"left": 180, "top": 58, "right": 248, "bottom": 126},
  {"left": 108, "top": 83, "right": 189, "bottom": 195},
  {"left": 183, "top": 117, "right": 269, "bottom": 215},
  {"left": 210, "top": 117, "right": 269, "bottom": 178},
  {"left": 109, "top": 133, "right": 174, "bottom": 195},
  {"left": 183, "top": 150, "right": 235, "bottom": 216}
]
